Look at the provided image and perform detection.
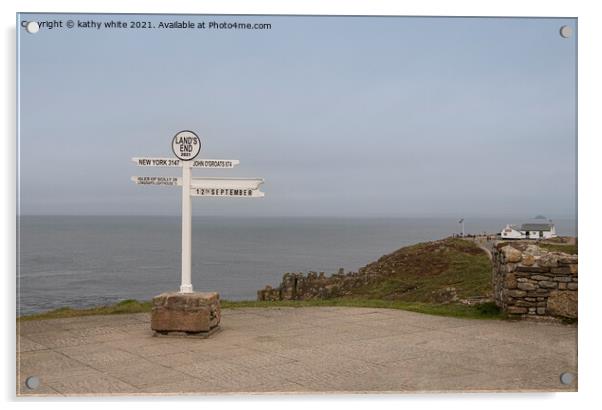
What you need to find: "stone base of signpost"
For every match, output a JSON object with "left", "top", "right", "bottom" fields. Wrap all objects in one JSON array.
[{"left": 151, "top": 291, "right": 221, "bottom": 337}]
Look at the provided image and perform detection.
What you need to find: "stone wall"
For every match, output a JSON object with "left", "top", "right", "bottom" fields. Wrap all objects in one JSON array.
[{"left": 492, "top": 242, "right": 577, "bottom": 319}]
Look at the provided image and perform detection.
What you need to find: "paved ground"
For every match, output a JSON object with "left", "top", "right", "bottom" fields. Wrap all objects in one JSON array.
[{"left": 17, "top": 307, "right": 577, "bottom": 396}]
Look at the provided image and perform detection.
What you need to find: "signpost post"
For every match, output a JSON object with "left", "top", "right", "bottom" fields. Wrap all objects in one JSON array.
[{"left": 131, "top": 130, "right": 265, "bottom": 337}]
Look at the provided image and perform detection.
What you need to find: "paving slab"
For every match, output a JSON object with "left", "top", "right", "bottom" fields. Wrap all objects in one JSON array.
[{"left": 17, "top": 307, "right": 577, "bottom": 395}]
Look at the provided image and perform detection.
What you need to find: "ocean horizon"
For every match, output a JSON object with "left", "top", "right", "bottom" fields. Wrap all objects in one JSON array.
[{"left": 17, "top": 215, "right": 577, "bottom": 315}]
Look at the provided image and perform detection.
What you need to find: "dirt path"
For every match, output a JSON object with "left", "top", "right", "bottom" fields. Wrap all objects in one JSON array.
[{"left": 465, "top": 237, "right": 494, "bottom": 260}]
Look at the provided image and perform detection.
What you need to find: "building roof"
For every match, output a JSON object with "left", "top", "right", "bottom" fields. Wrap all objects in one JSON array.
[{"left": 520, "top": 223, "right": 554, "bottom": 231}]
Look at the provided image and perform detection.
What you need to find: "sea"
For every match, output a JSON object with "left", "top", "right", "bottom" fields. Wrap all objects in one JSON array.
[{"left": 17, "top": 215, "right": 577, "bottom": 315}]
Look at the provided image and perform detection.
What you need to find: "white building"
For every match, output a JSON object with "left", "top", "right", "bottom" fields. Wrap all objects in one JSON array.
[
  {"left": 500, "top": 223, "right": 557, "bottom": 240},
  {"left": 501, "top": 224, "right": 523, "bottom": 239}
]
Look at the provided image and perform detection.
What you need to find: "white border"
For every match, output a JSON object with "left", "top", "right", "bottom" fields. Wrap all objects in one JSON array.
[{"left": 3, "top": 1, "right": 600, "bottom": 408}]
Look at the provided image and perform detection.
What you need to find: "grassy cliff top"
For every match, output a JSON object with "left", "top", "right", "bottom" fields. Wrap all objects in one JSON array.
[{"left": 348, "top": 237, "right": 492, "bottom": 303}]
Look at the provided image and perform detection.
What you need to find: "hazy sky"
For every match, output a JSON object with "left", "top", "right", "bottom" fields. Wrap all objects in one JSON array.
[{"left": 18, "top": 14, "right": 577, "bottom": 218}]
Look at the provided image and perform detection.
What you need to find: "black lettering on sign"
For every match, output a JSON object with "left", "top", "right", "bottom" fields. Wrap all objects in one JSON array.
[
  {"left": 172, "top": 132, "right": 200, "bottom": 160},
  {"left": 189, "top": 187, "right": 259, "bottom": 196}
]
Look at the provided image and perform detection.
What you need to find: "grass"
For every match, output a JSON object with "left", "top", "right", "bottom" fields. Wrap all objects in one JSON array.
[
  {"left": 539, "top": 243, "right": 578, "bottom": 255},
  {"left": 350, "top": 238, "right": 493, "bottom": 303},
  {"left": 18, "top": 298, "right": 504, "bottom": 322},
  {"left": 18, "top": 299, "right": 152, "bottom": 322},
  {"left": 224, "top": 299, "right": 504, "bottom": 320}
]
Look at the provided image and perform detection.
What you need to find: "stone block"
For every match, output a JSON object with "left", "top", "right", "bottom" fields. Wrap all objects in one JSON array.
[
  {"left": 539, "top": 254, "right": 559, "bottom": 268},
  {"left": 506, "top": 289, "right": 527, "bottom": 298},
  {"left": 502, "top": 246, "right": 522, "bottom": 263},
  {"left": 551, "top": 266, "right": 571, "bottom": 275},
  {"left": 517, "top": 282, "right": 537, "bottom": 291},
  {"left": 507, "top": 306, "right": 527, "bottom": 314},
  {"left": 151, "top": 292, "right": 221, "bottom": 334},
  {"left": 514, "top": 300, "right": 536, "bottom": 307},
  {"left": 521, "top": 254, "right": 535, "bottom": 266},
  {"left": 546, "top": 290, "right": 577, "bottom": 319},
  {"left": 527, "top": 290, "right": 550, "bottom": 297},
  {"left": 524, "top": 244, "right": 545, "bottom": 256},
  {"left": 504, "top": 273, "right": 517, "bottom": 289},
  {"left": 558, "top": 256, "right": 578, "bottom": 265},
  {"left": 567, "top": 282, "right": 578, "bottom": 290},
  {"left": 539, "top": 281, "right": 557, "bottom": 289},
  {"left": 516, "top": 266, "right": 550, "bottom": 273},
  {"left": 536, "top": 307, "right": 546, "bottom": 315}
]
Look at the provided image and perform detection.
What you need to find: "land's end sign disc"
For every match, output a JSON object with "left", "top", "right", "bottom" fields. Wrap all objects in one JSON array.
[{"left": 172, "top": 130, "right": 201, "bottom": 161}]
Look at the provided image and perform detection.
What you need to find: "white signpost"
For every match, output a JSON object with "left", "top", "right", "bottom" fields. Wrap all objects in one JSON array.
[{"left": 132, "top": 131, "right": 265, "bottom": 294}]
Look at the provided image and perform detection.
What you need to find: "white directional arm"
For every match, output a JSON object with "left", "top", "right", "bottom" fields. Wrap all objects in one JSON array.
[{"left": 190, "top": 177, "right": 264, "bottom": 190}]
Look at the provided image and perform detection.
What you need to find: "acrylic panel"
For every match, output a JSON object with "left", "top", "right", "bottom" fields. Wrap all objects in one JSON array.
[{"left": 16, "top": 13, "right": 577, "bottom": 396}]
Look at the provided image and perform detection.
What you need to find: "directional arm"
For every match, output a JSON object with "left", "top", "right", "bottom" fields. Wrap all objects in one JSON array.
[
  {"left": 190, "top": 177, "right": 264, "bottom": 190},
  {"left": 132, "top": 157, "right": 240, "bottom": 168}
]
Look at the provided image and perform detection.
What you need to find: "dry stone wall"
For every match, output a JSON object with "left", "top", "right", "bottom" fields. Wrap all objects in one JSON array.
[{"left": 492, "top": 242, "right": 577, "bottom": 319}]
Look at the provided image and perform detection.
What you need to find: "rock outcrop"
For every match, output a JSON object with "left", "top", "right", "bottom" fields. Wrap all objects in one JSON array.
[{"left": 257, "top": 269, "right": 364, "bottom": 301}]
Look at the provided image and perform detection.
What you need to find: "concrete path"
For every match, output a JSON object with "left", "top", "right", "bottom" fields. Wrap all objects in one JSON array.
[{"left": 17, "top": 307, "right": 577, "bottom": 395}]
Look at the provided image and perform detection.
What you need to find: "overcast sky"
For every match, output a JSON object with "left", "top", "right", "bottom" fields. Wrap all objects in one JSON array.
[{"left": 18, "top": 14, "right": 576, "bottom": 218}]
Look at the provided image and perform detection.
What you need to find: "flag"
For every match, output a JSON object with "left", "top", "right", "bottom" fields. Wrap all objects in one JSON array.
[{"left": 459, "top": 218, "right": 464, "bottom": 224}]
